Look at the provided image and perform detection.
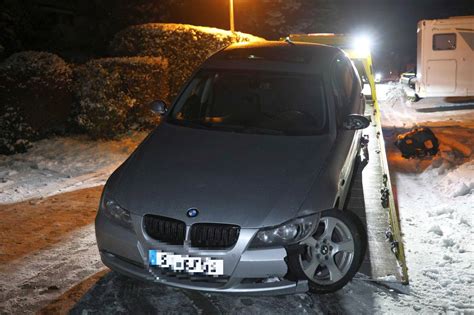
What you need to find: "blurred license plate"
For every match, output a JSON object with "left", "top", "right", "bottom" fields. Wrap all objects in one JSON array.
[{"left": 149, "top": 250, "right": 224, "bottom": 276}]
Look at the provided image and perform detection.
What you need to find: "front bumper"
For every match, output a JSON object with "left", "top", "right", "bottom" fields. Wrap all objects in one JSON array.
[{"left": 95, "top": 211, "right": 308, "bottom": 295}]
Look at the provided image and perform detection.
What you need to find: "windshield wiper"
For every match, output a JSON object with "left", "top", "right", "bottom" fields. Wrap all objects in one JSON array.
[
  {"left": 166, "top": 118, "right": 214, "bottom": 130},
  {"left": 167, "top": 119, "right": 286, "bottom": 135},
  {"left": 209, "top": 124, "right": 286, "bottom": 135},
  {"left": 241, "top": 127, "right": 286, "bottom": 135}
]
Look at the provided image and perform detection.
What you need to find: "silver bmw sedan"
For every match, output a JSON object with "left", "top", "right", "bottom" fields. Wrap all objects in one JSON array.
[{"left": 95, "top": 41, "right": 369, "bottom": 295}]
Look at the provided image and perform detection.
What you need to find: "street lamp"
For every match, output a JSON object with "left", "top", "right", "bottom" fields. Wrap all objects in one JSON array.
[{"left": 229, "top": 0, "right": 235, "bottom": 32}]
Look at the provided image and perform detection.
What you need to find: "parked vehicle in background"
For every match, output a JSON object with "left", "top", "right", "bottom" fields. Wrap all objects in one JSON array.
[
  {"left": 372, "top": 71, "right": 399, "bottom": 84},
  {"left": 95, "top": 41, "right": 370, "bottom": 295},
  {"left": 374, "top": 72, "right": 383, "bottom": 83},
  {"left": 416, "top": 16, "right": 474, "bottom": 99},
  {"left": 400, "top": 72, "right": 416, "bottom": 89}
]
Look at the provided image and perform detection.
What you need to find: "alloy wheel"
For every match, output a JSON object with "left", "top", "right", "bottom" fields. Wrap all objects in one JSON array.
[{"left": 299, "top": 216, "right": 355, "bottom": 285}]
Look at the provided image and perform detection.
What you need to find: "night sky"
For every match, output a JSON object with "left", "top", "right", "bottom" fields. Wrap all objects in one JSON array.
[
  {"left": 179, "top": 0, "right": 474, "bottom": 72},
  {"left": 2, "top": 0, "right": 473, "bottom": 72}
]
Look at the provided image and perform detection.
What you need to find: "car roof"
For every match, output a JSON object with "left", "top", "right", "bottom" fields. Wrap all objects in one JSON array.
[{"left": 202, "top": 40, "right": 344, "bottom": 74}]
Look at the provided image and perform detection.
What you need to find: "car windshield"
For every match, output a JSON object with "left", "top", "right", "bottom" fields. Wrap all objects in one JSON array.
[{"left": 167, "top": 70, "right": 327, "bottom": 136}]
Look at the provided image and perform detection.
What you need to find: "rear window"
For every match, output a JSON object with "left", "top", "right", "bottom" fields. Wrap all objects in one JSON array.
[{"left": 433, "top": 33, "right": 456, "bottom": 51}]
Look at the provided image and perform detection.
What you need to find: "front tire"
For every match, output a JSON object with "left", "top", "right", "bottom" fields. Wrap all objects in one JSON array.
[{"left": 297, "top": 209, "right": 367, "bottom": 294}]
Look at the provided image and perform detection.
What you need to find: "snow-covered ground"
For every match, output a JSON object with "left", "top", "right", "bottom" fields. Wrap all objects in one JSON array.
[
  {"left": 0, "top": 83, "right": 473, "bottom": 314},
  {"left": 378, "top": 83, "right": 474, "bottom": 313},
  {"left": 0, "top": 225, "right": 104, "bottom": 314},
  {"left": 0, "top": 132, "right": 146, "bottom": 204},
  {"left": 395, "top": 161, "right": 473, "bottom": 312},
  {"left": 378, "top": 83, "right": 474, "bottom": 129}
]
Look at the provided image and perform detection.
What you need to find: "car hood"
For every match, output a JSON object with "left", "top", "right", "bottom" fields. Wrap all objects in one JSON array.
[{"left": 109, "top": 122, "right": 334, "bottom": 228}]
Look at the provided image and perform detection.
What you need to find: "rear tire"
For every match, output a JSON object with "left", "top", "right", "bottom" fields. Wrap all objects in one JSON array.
[{"left": 296, "top": 209, "right": 367, "bottom": 294}]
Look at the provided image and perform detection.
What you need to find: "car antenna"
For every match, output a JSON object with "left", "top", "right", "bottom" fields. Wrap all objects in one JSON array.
[{"left": 285, "top": 37, "right": 296, "bottom": 45}]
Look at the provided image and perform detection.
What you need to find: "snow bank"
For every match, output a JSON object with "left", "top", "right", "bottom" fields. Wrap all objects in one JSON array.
[
  {"left": 380, "top": 90, "right": 473, "bottom": 312},
  {"left": 436, "top": 160, "right": 474, "bottom": 197},
  {"left": 110, "top": 23, "right": 264, "bottom": 99},
  {"left": 378, "top": 83, "right": 474, "bottom": 312},
  {"left": 378, "top": 83, "right": 474, "bottom": 129},
  {"left": 386, "top": 145, "right": 474, "bottom": 313},
  {"left": 396, "top": 162, "right": 474, "bottom": 311},
  {"left": 0, "top": 132, "right": 146, "bottom": 204}
]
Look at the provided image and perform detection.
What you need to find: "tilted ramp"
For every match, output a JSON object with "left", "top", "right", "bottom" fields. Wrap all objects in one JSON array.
[{"left": 346, "top": 97, "right": 409, "bottom": 284}]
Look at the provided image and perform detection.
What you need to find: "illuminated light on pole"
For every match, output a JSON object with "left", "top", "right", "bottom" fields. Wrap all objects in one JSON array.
[{"left": 229, "top": 0, "right": 235, "bottom": 32}]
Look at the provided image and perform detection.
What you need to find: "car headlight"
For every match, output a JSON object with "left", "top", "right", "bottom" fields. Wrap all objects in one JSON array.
[
  {"left": 101, "top": 196, "right": 132, "bottom": 229},
  {"left": 249, "top": 214, "right": 319, "bottom": 248}
]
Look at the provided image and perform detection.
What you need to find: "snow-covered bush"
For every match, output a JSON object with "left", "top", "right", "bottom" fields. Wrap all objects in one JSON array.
[
  {"left": 73, "top": 57, "right": 169, "bottom": 139},
  {"left": 0, "top": 51, "right": 72, "bottom": 154},
  {"left": 0, "top": 106, "right": 37, "bottom": 154},
  {"left": 110, "top": 23, "right": 264, "bottom": 99}
]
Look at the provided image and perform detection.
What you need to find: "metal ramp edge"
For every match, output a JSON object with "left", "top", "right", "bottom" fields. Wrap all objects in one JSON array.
[
  {"left": 370, "top": 97, "right": 409, "bottom": 284},
  {"left": 345, "top": 97, "right": 409, "bottom": 284}
]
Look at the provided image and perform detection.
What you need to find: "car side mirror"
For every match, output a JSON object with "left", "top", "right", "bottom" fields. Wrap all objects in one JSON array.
[
  {"left": 342, "top": 114, "right": 371, "bottom": 130},
  {"left": 149, "top": 100, "right": 167, "bottom": 115}
]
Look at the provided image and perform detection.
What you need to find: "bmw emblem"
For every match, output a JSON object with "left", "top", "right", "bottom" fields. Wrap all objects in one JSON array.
[{"left": 186, "top": 208, "right": 199, "bottom": 218}]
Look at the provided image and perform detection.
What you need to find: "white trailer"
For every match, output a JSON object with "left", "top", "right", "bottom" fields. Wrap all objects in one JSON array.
[{"left": 416, "top": 16, "right": 474, "bottom": 98}]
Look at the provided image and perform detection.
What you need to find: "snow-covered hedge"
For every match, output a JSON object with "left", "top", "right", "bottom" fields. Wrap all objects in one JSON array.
[
  {"left": 0, "top": 106, "right": 37, "bottom": 154},
  {"left": 110, "top": 23, "right": 264, "bottom": 99},
  {"left": 73, "top": 57, "right": 169, "bottom": 139},
  {"left": 0, "top": 51, "right": 73, "bottom": 154}
]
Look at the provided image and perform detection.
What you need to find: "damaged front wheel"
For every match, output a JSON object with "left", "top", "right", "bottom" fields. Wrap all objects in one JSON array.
[{"left": 296, "top": 209, "right": 367, "bottom": 294}]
